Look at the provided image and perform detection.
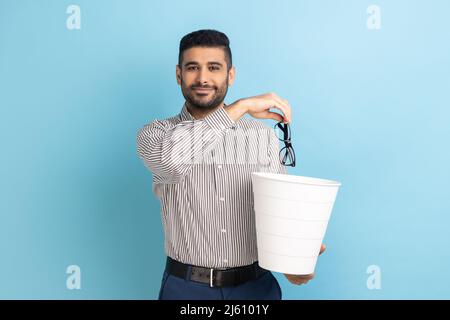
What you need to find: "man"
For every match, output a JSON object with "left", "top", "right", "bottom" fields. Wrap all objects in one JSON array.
[{"left": 137, "top": 29, "right": 325, "bottom": 300}]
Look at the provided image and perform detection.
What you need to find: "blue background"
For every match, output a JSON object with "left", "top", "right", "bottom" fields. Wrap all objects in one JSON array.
[{"left": 1, "top": 0, "right": 449, "bottom": 299}]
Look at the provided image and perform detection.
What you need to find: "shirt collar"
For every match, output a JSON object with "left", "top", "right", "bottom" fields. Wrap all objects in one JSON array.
[{"left": 180, "top": 102, "right": 195, "bottom": 121}]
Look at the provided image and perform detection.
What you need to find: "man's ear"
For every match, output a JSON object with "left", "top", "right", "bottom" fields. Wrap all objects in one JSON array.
[
  {"left": 176, "top": 65, "right": 181, "bottom": 85},
  {"left": 228, "top": 66, "right": 236, "bottom": 86}
]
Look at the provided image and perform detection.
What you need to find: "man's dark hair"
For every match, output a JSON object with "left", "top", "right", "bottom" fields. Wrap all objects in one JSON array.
[{"left": 179, "top": 29, "right": 232, "bottom": 71}]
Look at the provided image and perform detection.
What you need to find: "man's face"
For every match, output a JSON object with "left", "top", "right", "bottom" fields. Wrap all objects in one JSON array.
[{"left": 176, "top": 47, "right": 235, "bottom": 110}]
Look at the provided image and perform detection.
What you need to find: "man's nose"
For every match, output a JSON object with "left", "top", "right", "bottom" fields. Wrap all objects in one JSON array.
[{"left": 196, "top": 68, "right": 210, "bottom": 85}]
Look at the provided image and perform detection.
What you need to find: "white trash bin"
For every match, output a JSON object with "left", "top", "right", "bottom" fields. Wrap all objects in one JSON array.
[{"left": 251, "top": 172, "right": 341, "bottom": 275}]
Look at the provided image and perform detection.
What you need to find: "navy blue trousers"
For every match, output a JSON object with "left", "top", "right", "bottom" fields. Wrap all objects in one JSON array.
[{"left": 158, "top": 266, "right": 282, "bottom": 300}]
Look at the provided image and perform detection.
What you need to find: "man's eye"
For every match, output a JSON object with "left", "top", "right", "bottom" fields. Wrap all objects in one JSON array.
[
  {"left": 187, "top": 66, "right": 198, "bottom": 70},
  {"left": 210, "top": 66, "right": 220, "bottom": 71}
]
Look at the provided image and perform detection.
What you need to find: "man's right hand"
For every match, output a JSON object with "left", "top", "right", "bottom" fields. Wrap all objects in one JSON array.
[{"left": 224, "top": 93, "right": 292, "bottom": 124}]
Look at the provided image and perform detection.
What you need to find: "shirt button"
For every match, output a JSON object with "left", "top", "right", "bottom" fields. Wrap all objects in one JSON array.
[
  {"left": 221, "top": 229, "right": 226, "bottom": 233},
  {"left": 217, "top": 165, "right": 222, "bottom": 169},
  {"left": 223, "top": 259, "right": 228, "bottom": 263},
  {"left": 219, "top": 197, "right": 225, "bottom": 202}
]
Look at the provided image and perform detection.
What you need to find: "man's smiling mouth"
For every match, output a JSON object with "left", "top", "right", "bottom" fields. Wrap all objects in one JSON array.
[{"left": 193, "top": 87, "right": 214, "bottom": 95}]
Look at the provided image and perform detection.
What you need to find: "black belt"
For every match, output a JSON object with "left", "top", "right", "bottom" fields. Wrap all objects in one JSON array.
[{"left": 165, "top": 257, "right": 269, "bottom": 288}]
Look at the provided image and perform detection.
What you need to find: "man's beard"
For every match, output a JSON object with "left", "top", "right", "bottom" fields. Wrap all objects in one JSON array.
[{"left": 180, "top": 75, "right": 229, "bottom": 110}]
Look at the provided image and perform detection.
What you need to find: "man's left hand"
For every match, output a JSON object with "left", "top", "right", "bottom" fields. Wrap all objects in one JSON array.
[{"left": 283, "top": 244, "right": 326, "bottom": 285}]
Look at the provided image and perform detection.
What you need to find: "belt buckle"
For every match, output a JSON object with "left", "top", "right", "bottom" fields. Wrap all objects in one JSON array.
[{"left": 209, "top": 268, "right": 214, "bottom": 287}]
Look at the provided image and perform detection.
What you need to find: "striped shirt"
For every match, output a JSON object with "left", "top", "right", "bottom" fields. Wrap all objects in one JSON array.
[{"left": 136, "top": 103, "right": 287, "bottom": 268}]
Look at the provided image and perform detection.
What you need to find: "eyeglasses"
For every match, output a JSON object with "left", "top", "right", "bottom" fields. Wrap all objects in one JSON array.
[{"left": 274, "top": 121, "right": 296, "bottom": 167}]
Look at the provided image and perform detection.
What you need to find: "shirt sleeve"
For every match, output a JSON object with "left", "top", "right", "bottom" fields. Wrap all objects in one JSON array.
[{"left": 136, "top": 106, "right": 235, "bottom": 184}]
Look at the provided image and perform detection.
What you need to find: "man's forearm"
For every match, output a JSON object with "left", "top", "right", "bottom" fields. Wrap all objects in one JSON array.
[{"left": 224, "top": 99, "right": 248, "bottom": 122}]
